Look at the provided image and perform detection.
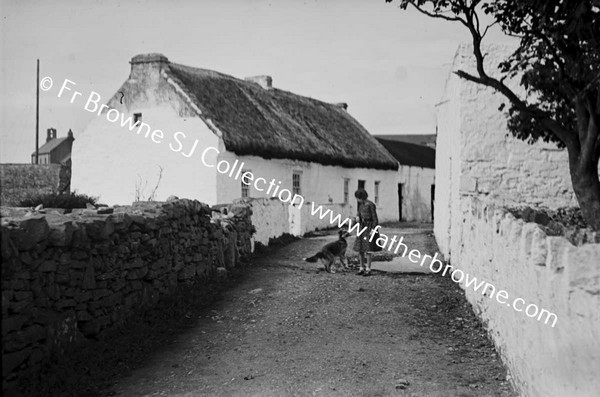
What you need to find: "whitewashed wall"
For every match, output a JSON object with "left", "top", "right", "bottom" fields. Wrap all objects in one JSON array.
[
  {"left": 238, "top": 198, "right": 290, "bottom": 246},
  {"left": 215, "top": 149, "right": 400, "bottom": 222},
  {"left": 435, "top": 43, "right": 583, "bottom": 258},
  {"left": 456, "top": 197, "right": 600, "bottom": 397},
  {"left": 72, "top": 105, "right": 219, "bottom": 206},
  {"left": 398, "top": 165, "right": 435, "bottom": 222},
  {"left": 436, "top": 43, "right": 600, "bottom": 396}
]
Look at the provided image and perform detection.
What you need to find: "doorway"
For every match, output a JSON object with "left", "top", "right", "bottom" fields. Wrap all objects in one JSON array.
[{"left": 398, "top": 183, "right": 404, "bottom": 222}]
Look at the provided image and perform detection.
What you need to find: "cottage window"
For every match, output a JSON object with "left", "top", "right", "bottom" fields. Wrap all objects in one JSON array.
[
  {"left": 133, "top": 113, "right": 142, "bottom": 124},
  {"left": 358, "top": 180, "right": 365, "bottom": 190},
  {"left": 292, "top": 171, "right": 302, "bottom": 195},
  {"left": 241, "top": 169, "right": 251, "bottom": 198},
  {"left": 374, "top": 181, "right": 380, "bottom": 205},
  {"left": 343, "top": 178, "right": 350, "bottom": 204}
]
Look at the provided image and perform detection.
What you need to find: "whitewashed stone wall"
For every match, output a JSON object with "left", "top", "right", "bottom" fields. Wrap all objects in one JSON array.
[
  {"left": 435, "top": 43, "right": 595, "bottom": 259},
  {"left": 290, "top": 202, "right": 356, "bottom": 236},
  {"left": 237, "top": 198, "right": 290, "bottom": 246},
  {"left": 436, "top": 43, "right": 600, "bottom": 396},
  {"left": 456, "top": 197, "right": 600, "bottom": 397}
]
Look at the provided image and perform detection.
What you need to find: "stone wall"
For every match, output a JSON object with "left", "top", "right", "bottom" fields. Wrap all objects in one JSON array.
[
  {"left": 455, "top": 197, "right": 600, "bottom": 397},
  {"left": 0, "top": 164, "right": 71, "bottom": 206},
  {"left": 1, "top": 199, "right": 253, "bottom": 387}
]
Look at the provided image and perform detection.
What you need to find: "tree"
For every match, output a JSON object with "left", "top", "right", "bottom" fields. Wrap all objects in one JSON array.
[{"left": 388, "top": 0, "right": 600, "bottom": 230}]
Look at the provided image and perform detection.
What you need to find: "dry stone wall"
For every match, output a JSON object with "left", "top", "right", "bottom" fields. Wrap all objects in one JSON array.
[{"left": 1, "top": 199, "right": 253, "bottom": 387}]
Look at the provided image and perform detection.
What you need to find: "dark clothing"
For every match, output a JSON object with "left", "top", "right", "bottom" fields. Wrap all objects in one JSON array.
[{"left": 352, "top": 200, "right": 380, "bottom": 253}]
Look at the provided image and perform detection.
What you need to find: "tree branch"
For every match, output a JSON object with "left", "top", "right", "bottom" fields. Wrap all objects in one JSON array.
[
  {"left": 481, "top": 21, "right": 498, "bottom": 39},
  {"left": 455, "top": 67, "right": 573, "bottom": 147},
  {"left": 405, "top": 1, "right": 468, "bottom": 26}
]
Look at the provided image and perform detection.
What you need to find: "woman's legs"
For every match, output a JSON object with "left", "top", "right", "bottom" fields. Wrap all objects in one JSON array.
[
  {"left": 365, "top": 252, "right": 372, "bottom": 274},
  {"left": 357, "top": 252, "right": 366, "bottom": 274}
]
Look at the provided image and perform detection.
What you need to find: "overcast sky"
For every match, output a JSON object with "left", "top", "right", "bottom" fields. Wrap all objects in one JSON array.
[{"left": 0, "top": 0, "right": 513, "bottom": 163}]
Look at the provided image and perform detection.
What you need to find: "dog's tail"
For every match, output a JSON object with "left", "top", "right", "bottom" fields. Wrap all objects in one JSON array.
[{"left": 303, "top": 253, "right": 323, "bottom": 263}]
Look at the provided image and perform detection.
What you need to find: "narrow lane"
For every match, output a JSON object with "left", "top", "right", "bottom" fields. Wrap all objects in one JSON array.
[{"left": 113, "top": 224, "right": 515, "bottom": 397}]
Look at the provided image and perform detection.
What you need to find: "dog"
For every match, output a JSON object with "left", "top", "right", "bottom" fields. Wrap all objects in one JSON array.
[{"left": 303, "top": 229, "right": 351, "bottom": 273}]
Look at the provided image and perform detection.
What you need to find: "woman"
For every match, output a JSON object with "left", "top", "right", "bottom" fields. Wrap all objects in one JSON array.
[{"left": 352, "top": 188, "right": 380, "bottom": 276}]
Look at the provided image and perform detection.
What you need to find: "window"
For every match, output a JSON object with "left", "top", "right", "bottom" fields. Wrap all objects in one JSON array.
[
  {"left": 133, "top": 113, "right": 142, "bottom": 124},
  {"left": 241, "top": 169, "right": 251, "bottom": 198},
  {"left": 343, "top": 178, "right": 350, "bottom": 204},
  {"left": 358, "top": 180, "right": 365, "bottom": 190},
  {"left": 292, "top": 171, "right": 302, "bottom": 195},
  {"left": 374, "top": 181, "right": 380, "bottom": 205}
]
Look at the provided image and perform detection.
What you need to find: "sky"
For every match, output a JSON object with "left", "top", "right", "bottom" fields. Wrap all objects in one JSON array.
[{"left": 0, "top": 0, "right": 513, "bottom": 163}]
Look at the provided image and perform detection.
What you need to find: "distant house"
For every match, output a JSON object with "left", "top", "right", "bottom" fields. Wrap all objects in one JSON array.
[
  {"left": 31, "top": 128, "right": 74, "bottom": 165},
  {"left": 375, "top": 138, "right": 436, "bottom": 222},
  {"left": 73, "top": 53, "right": 406, "bottom": 222}
]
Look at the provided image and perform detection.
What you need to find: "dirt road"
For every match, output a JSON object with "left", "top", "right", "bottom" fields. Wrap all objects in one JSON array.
[{"left": 106, "top": 224, "right": 515, "bottom": 397}]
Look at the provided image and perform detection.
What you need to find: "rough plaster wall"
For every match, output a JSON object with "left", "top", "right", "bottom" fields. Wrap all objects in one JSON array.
[
  {"left": 434, "top": 60, "right": 461, "bottom": 258},
  {"left": 457, "top": 198, "right": 600, "bottom": 397},
  {"left": 215, "top": 150, "right": 399, "bottom": 222}
]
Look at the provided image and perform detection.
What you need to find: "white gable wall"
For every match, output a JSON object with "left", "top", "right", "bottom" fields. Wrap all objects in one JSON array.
[{"left": 72, "top": 105, "right": 219, "bottom": 205}]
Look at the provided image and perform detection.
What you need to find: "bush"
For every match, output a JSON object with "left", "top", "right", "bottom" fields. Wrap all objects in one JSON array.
[{"left": 18, "top": 192, "right": 98, "bottom": 209}]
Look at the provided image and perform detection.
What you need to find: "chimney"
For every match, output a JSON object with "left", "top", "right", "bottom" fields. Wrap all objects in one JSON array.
[
  {"left": 67, "top": 129, "right": 74, "bottom": 139},
  {"left": 245, "top": 75, "right": 272, "bottom": 90},
  {"left": 334, "top": 103, "right": 348, "bottom": 111},
  {"left": 129, "top": 53, "right": 170, "bottom": 81},
  {"left": 46, "top": 127, "right": 57, "bottom": 142}
]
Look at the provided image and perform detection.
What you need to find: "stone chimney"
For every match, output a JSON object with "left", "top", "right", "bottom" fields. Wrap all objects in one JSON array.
[
  {"left": 334, "top": 103, "right": 348, "bottom": 111},
  {"left": 129, "top": 53, "right": 170, "bottom": 81},
  {"left": 245, "top": 75, "right": 272, "bottom": 90},
  {"left": 46, "top": 128, "right": 57, "bottom": 142}
]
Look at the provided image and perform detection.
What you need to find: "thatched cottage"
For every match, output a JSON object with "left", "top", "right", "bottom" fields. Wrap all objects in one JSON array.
[{"left": 72, "top": 53, "right": 404, "bottom": 220}]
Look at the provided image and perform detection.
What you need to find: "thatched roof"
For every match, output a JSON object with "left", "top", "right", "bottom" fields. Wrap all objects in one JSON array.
[
  {"left": 376, "top": 138, "right": 436, "bottom": 169},
  {"left": 161, "top": 60, "right": 398, "bottom": 170}
]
